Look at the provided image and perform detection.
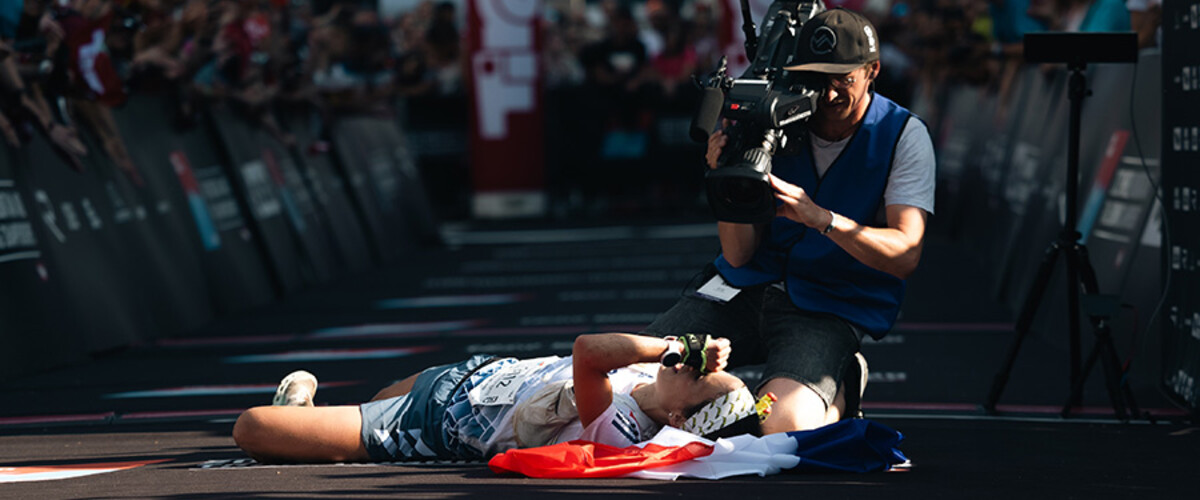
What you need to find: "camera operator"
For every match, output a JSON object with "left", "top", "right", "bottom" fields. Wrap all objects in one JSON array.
[{"left": 645, "top": 8, "right": 935, "bottom": 434}]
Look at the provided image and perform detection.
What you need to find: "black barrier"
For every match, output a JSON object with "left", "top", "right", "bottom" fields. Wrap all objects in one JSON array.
[
  {"left": 10, "top": 122, "right": 150, "bottom": 353},
  {"left": 277, "top": 106, "right": 374, "bottom": 275},
  {"left": 1161, "top": 2, "right": 1200, "bottom": 412},
  {"left": 977, "top": 68, "right": 1068, "bottom": 302},
  {"left": 110, "top": 95, "right": 216, "bottom": 337},
  {"left": 991, "top": 68, "right": 1072, "bottom": 308},
  {"left": 169, "top": 111, "right": 279, "bottom": 314},
  {"left": 400, "top": 95, "right": 470, "bottom": 221},
  {"left": 206, "top": 103, "right": 310, "bottom": 293},
  {"left": 259, "top": 126, "right": 339, "bottom": 285},
  {"left": 0, "top": 147, "right": 80, "bottom": 379},
  {"left": 1, "top": 93, "right": 442, "bottom": 381},
  {"left": 929, "top": 85, "right": 991, "bottom": 239},
  {"left": 376, "top": 119, "right": 443, "bottom": 247},
  {"left": 953, "top": 71, "right": 1031, "bottom": 264},
  {"left": 1075, "top": 53, "right": 1164, "bottom": 402},
  {"left": 329, "top": 115, "right": 413, "bottom": 263},
  {"left": 115, "top": 94, "right": 276, "bottom": 316}
]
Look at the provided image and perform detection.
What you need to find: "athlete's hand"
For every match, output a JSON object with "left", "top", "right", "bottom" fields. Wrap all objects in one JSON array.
[{"left": 704, "top": 337, "right": 731, "bottom": 373}]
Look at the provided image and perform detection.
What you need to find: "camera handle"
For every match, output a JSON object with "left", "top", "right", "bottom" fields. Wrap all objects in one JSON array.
[{"left": 739, "top": 0, "right": 759, "bottom": 60}]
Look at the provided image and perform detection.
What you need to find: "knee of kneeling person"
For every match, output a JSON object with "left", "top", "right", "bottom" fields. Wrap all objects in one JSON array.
[{"left": 757, "top": 379, "right": 830, "bottom": 433}]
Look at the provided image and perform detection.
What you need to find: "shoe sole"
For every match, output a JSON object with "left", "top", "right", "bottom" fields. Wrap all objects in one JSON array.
[{"left": 272, "top": 370, "right": 318, "bottom": 407}]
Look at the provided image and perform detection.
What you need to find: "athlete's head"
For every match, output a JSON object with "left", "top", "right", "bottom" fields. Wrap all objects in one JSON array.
[
  {"left": 679, "top": 386, "right": 768, "bottom": 440},
  {"left": 655, "top": 366, "right": 765, "bottom": 438}
]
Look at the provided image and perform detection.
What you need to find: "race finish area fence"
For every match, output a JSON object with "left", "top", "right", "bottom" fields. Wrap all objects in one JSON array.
[{"left": 0, "top": 93, "right": 438, "bottom": 381}]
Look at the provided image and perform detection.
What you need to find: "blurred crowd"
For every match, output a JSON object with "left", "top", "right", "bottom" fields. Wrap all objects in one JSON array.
[{"left": 0, "top": 0, "right": 1163, "bottom": 186}]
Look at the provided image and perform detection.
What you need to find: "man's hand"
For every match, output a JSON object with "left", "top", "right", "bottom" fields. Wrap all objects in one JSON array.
[
  {"left": 705, "top": 119, "right": 731, "bottom": 169},
  {"left": 772, "top": 174, "right": 929, "bottom": 279},
  {"left": 770, "top": 174, "right": 832, "bottom": 230}
]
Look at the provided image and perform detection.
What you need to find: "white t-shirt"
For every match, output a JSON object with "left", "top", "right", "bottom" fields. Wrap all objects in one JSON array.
[
  {"left": 808, "top": 116, "right": 937, "bottom": 215},
  {"left": 462, "top": 356, "right": 659, "bottom": 456}
]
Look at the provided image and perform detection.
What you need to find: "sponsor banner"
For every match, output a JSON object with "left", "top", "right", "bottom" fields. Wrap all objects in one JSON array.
[
  {"left": 278, "top": 105, "right": 373, "bottom": 274},
  {"left": 173, "top": 120, "right": 277, "bottom": 314},
  {"left": 260, "top": 140, "right": 339, "bottom": 285},
  {"left": 0, "top": 179, "right": 40, "bottom": 264},
  {"left": 1162, "top": 0, "right": 1200, "bottom": 410},
  {"left": 986, "top": 68, "right": 1070, "bottom": 304},
  {"left": 12, "top": 123, "right": 150, "bottom": 353},
  {"left": 112, "top": 93, "right": 270, "bottom": 318},
  {"left": 373, "top": 118, "right": 443, "bottom": 246},
  {"left": 206, "top": 104, "right": 310, "bottom": 293},
  {"left": 169, "top": 151, "right": 221, "bottom": 250},
  {"left": 467, "top": 0, "right": 545, "bottom": 218},
  {"left": 329, "top": 117, "right": 410, "bottom": 263},
  {"left": 0, "top": 155, "right": 79, "bottom": 380}
]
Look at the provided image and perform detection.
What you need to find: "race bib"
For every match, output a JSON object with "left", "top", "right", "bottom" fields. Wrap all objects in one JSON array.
[{"left": 468, "top": 356, "right": 557, "bottom": 406}]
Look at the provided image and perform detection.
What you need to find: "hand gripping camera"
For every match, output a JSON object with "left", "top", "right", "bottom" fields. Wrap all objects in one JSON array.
[{"left": 691, "top": 0, "right": 827, "bottom": 224}]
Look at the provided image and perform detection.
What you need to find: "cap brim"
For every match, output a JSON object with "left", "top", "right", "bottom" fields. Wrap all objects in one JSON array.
[{"left": 783, "top": 61, "right": 865, "bottom": 73}]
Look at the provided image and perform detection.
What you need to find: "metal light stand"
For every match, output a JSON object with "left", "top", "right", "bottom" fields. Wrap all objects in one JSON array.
[{"left": 983, "top": 61, "right": 1140, "bottom": 421}]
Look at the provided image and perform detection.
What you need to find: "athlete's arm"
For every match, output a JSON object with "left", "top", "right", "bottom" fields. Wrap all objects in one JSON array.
[{"left": 572, "top": 334, "right": 729, "bottom": 427}]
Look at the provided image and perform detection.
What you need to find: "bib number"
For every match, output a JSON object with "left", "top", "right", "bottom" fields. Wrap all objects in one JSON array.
[{"left": 468, "top": 356, "right": 556, "bottom": 406}]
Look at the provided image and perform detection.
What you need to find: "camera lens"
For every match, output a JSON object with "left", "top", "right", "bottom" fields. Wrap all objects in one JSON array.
[{"left": 721, "top": 177, "right": 767, "bottom": 208}]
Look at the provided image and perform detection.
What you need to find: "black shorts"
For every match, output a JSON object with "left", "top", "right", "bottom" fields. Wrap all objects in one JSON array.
[{"left": 643, "top": 265, "right": 862, "bottom": 408}]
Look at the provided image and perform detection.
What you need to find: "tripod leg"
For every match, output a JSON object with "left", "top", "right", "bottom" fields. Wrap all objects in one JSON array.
[
  {"left": 1065, "top": 244, "right": 1134, "bottom": 420},
  {"left": 1062, "top": 341, "right": 1101, "bottom": 417},
  {"left": 985, "top": 241, "right": 1062, "bottom": 412}
]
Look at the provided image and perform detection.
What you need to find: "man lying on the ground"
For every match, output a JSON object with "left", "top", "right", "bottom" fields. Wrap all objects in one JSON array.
[{"left": 233, "top": 333, "right": 769, "bottom": 463}]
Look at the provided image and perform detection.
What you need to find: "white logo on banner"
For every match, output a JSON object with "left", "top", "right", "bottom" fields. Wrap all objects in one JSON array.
[
  {"left": 472, "top": 0, "right": 539, "bottom": 139},
  {"left": 34, "top": 190, "right": 65, "bottom": 243},
  {"left": 0, "top": 184, "right": 39, "bottom": 263},
  {"left": 240, "top": 161, "right": 282, "bottom": 219}
]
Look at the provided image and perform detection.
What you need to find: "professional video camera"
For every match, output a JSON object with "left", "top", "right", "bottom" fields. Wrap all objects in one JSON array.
[{"left": 691, "top": 0, "right": 827, "bottom": 223}]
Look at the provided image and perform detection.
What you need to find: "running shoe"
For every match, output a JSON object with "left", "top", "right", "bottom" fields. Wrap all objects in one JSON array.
[{"left": 272, "top": 370, "right": 318, "bottom": 407}]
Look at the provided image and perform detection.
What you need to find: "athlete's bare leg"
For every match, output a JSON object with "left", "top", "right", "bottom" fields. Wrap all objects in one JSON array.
[
  {"left": 369, "top": 372, "right": 422, "bottom": 401},
  {"left": 233, "top": 406, "right": 370, "bottom": 463}
]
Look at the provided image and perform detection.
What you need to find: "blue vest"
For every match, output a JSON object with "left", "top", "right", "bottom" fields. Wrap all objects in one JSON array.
[{"left": 714, "top": 94, "right": 912, "bottom": 339}]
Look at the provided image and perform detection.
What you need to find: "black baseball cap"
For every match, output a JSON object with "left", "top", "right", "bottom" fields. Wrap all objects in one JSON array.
[{"left": 784, "top": 8, "right": 879, "bottom": 74}]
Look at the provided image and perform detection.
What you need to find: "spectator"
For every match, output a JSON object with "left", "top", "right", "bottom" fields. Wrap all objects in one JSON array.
[
  {"left": 1127, "top": 0, "right": 1161, "bottom": 48},
  {"left": 0, "top": 0, "right": 87, "bottom": 169},
  {"left": 422, "top": 1, "right": 461, "bottom": 96},
  {"left": 648, "top": 15, "right": 697, "bottom": 104}
]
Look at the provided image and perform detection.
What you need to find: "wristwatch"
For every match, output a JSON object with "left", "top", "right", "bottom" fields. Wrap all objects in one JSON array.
[
  {"left": 821, "top": 210, "right": 836, "bottom": 235},
  {"left": 660, "top": 337, "right": 683, "bottom": 366}
]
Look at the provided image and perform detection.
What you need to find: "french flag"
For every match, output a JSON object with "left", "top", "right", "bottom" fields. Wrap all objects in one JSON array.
[{"left": 488, "top": 419, "right": 909, "bottom": 480}]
